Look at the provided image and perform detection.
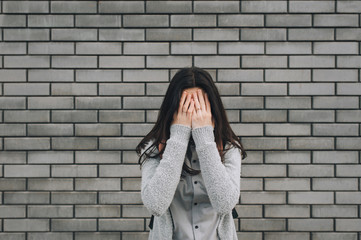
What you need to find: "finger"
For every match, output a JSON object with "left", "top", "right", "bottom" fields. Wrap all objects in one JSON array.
[
  {"left": 188, "top": 99, "right": 195, "bottom": 114},
  {"left": 192, "top": 92, "right": 201, "bottom": 111},
  {"left": 197, "top": 89, "right": 206, "bottom": 111},
  {"left": 178, "top": 91, "right": 187, "bottom": 112},
  {"left": 204, "top": 92, "right": 211, "bottom": 112},
  {"left": 183, "top": 93, "right": 192, "bottom": 112}
]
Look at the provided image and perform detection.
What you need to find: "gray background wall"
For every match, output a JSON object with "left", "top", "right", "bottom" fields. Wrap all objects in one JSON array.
[{"left": 0, "top": 0, "right": 360, "bottom": 239}]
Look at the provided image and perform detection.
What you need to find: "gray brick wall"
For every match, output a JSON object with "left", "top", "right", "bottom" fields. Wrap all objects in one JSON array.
[{"left": 0, "top": 0, "right": 360, "bottom": 239}]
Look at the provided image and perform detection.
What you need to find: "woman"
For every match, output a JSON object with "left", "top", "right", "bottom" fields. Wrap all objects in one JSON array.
[{"left": 136, "top": 67, "right": 247, "bottom": 240}]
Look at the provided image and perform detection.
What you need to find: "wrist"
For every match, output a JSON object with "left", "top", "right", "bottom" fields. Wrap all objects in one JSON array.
[
  {"left": 191, "top": 125, "right": 215, "bottom": 147},
  {"left": 170, "top": 124, "right": 192, "bottom": 143}
]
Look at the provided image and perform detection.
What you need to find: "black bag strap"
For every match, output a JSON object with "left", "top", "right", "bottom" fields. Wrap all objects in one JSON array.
[{"left": 148, "top": 207, "right": 238, "bottom": 230}]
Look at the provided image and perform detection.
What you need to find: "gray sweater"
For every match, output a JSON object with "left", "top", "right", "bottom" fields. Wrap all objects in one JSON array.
[{"left": 140, "top": 124, "right": 242, "bottom": 240}]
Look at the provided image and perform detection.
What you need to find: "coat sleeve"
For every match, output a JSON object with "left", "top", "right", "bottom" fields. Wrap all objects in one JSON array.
[
  {"left": 140, "top": 124, "right": 191, "bottom": 217},
  {"left": 192, "top": 125, "right": 242, "bottom": 215}
]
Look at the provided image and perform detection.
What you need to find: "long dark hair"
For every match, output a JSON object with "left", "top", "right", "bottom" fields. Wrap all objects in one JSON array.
[{"left": 136, "top": 67, "right": 247, "bottom": 177}]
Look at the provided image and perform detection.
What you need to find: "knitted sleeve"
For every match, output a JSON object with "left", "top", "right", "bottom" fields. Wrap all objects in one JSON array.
[
  {"left": 140, "top": 124, "right": 191, "bottom": 217},
  {"left": 192, "top": 125, "right": 242, "bottom": 215}
]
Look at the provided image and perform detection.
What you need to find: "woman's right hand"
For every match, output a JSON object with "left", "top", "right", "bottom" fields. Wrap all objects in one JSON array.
[{"left": 171, "top": 91, "right": 194, "bottom": 128}]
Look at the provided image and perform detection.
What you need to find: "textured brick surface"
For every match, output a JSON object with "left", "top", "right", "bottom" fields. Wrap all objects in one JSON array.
[{"left": 0, "top": 0, "right": 360, "bottom": 238}]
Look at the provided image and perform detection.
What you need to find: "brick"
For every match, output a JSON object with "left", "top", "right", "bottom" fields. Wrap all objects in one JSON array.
[
  {"left": 265, "top": 205, "right": 310, "bottom": 218},
  {"left": 29, "top": 233, "right": 72, "bottom": 240},
  {"left": 146, "top": 1, "right": 191, "bottom": 13},
  {"left": 99, "top": 164, "right": 141, "bottom": 177},
  {"left": 76, "top": 43, "right": 121, "bottom": 55},
  {"left": 147, "top": 56, "right": 192, "bottom": 68},
  {"left": 122, "top": 178, "right": 141, "bottom": 191},
  {"left": 28, "top": 205, "right": 73, "bottom": 218},
  {"left": 240, "top": 178, "right": 263, "bottom": 191},
  {"left": 265, "top": 232, "right": 309, "bottom": 240},
  {"left": 238, "top": 232, "right": 263, "bottom": 240},
  {"left": 336, "top": 28, "right": 361, "bottom": 40},
  {"left": 336, "top": 165, "right": 361, "bottom": 177},
  {"left": 51, "top": 1, "right": 96, "bottom": 13},
  {"left": 338, "top": 1, "right": 361, "bottom": 13},
  {"left": 52, "top": 56, "right": 96, "bottom": 68},
  {"left": 313, "top": 233, "right": 357, "bottom": 240},
  {"left": 194, "top": 28, "right": 239, "bottom": 41},
  {"left": 99, "top": 1, "right": 144, "bottom": 13},
  {"left": 51, "top": 192, "right": 97, "bottom": 204},
  {"left": 28, "top": 97, "right": 73, "bottom": 109},
  {"left": 100, "top": 56, "right": 144, "bottom": 68},
  {"left": 52, "top": 83, "right": 97, "bottom": 96},
  {"left": 4, "top": 219, "right": 49, "bottom": 232},
  {"left": 52, "top": 29, "right": 97, "bottom": 41},
  {"left": 99, "top": 137, "right": 141, "bottom": 150},
  {"left": 242, "top": 83, "right": 286, "bottom": 96},
  {"left": 99, "top": 219, "right": 143, "bottom": 231},
  {"left": 338, "top": 56, "right": 361, "bottom": 68},
  {"left": 242, "top": 164, "right": 286, "bottom": 177},
  {"left": 52, "top": 219, "right": 96, "bottom": 231},
  {"left": 146, "top": 28, "right": 191, "bottom": 41},
  {"left": 266, "top": 69, "right": 311, "bottom": 82},
  {"left": 123, "top": 205, "right": 150, "bottom": 217},
  {"left": 315, "top": 14, "right": 358, "bottom": 27},
  {"left": 243, "top": 56, "right": 287, "bottom": 68},
  {"left": 146, "top": 83, "right": 169, "bottom": 96},
  {"left": 313, "top": 178, "right": 358, "bottom": 191},
  {"left": 313, "top": 151, "right": 358, "bottom": 164},
  {"left": 289, "top": 28, "right": 334, "bottom": 41},
  {"left": 123, "top": 69, "right": 168, "bottom": 82},
  {"left": 52, "top": 137, "right": 97, "bottom": 150},
  {"left": 76, "top": 97, "right": 121, "bottom": 109},
  {"left": 313, "top": 123, "right": 358, "bottom": 136},
  {"left": 75, "top": 178, "right": 121, "bottom": 191},
  {"left": 52, "top": 110, "right": 98, "bottom": 123},
  {"left": 4, "top": 29, "right": 49, "bottom": 41},
  {"left": 75, "top": 123, "right": 121, "bottom": 136},
  {"left": 289, "top": 110, "right": 334, "bottom": 122},
  {"left": 28, "top": 178, "right": 73, "bottom": 191},
  {"left": 80, "top": 69, "right": 124, "bottom": 82},
  {"left": 289, "top": 83, "right": 334, "bottom": 95},
  {"left": 99, "top": 110, "right": 145, "bottom": 123},
  {"left": 29, "top": 69, "right": 73, "bottom": 82},
  {"left": 337, "top": 110, "right": 361, "bottom": 122},
  {"left": 219, "top": 14, "right": 263, "bottom": 27},
  {"left": 338, "top": 83, "right": 361, "bottom": 95},
  {"left": 3, "top": 1, "right": 48, "bottom": 13},
  {"left": 0, "top": 123, "right": 25, "bottom": 136},
  {"left": 289, "top": 165, "right": 334, "bottom": 177},
  {"left": 5, "top": 165, "right": 50, "bottom": 177},
  {"left": 219, "top": 42, "right": 264, "bottom": 54},
  {"left": 99, "top": 83, "right": 144, "bottom": 96},
  {"left": 242, "top": 137, "right": 287, "bottom": 150},
  {"left": 288, "top": 219, "right": 333, "bottom": 231},
  {"left": 218, "top": 69, "right": 263, "bottom": 82},
  {"left": 289, "top": 1, "right": 335, "bottom": 13},
  {"left": 0, "top": 151, "right": 26, "bottom": 164},
  {"left": 266, "top": 97, "right": 311, "bottom": 109},
  {"left": 124, "top": 43, "right": 169, "bottom": 55},
  {"left": 241, "top": 1, "right": 287, "bottom": 13},
  {"left": 33, "top": 145, "right": 58, "bottom": 160},
  {"left": 313, "top": 205, "right": 358, "bottom": 218},
  {"left": 265, "top": 123, "right": 310, "bottom": 136},
  {"left": 76, "top": 151, "right": 121, "bottom": 164},
  {"left": 234, "top": 205, "right": 262, "bottom": 218},
  {"left": 222, "top": 96, "right": 264, "bottom": 109},
  {"left": 265, "top": 178, "right": 310, "bottom": 191},
  {"left": 266, "top": 14, "right": 311, "bottom": 27},
  {"left": 123, "top": 151, "right": 142, "bottom": 164},
  {"left": 241, "top": 28, "right": 286, "bottom": 41},
  {"left": 0, "top": 205, "right": 26, "bottom": 218},
  {"left": 229, "top": 123, "right": 263, "bottom": 136},
  {"left": 336, "top": 192, "right": 361, "bottom": 204},
  {"left": 99, "top": 29, "right": 144, "bottom": 41},
  {"left": 195, "top": 1, "right": 240, "bottom": 13},
  {"left": 290, "top": 56, "right": 335, "bottom": 68},
  {"left": 242, "top": 110, "right": 287, "bottom": 122},
  {"left": 123, "top": 15, "right": 168, "bottom": 27},
  {"left": 240, "top": 219, "right": 286, "bottom": 231},
  {"left": 240, "top": 192, "right": 286, "bottom": 204},
  {"left": 99, "top": 192, "right": 142, "bottom": 204},
  {"left": 196, "top": 56, "right": 240, "bottom": 68},
  {"left": 4, "top": 192, "right": 49, "bottom": 204},
  {"left": 5, "top": 56, "right": 50, "bottom": 68},
  {"left": 336, "top": 219, "right": 361, "bottom": 232},
  {"left": 52, "top": 165, "right": 97, "bottom": 177},
  {"left": 336, "top": 137, "right": 361, "bottom": 150},
  {"left": 266, "top": 42, "right": 311, "bottom": 54},
  {"left": 172, "top": 15, "right": 216, "bottom": 27},
  {"left": 0, "top": 15, "right": 26, "bottom": 27},
  {"left": 289, "top": 137, "right": 334, "bottom": 150},
  {"left": 29, "top": 42, "right": 73, "bottom": 55},
  {"left": 172, "top": 42, "right": 217, "bottom": 55},
  {"left": 76, "top": 15, "right": 121, "bottom": 27},
  {"left": 75, "top": 205, "right": 120, "bottom": 218},
  {"left": 0, "top": 69, "right": 26, "bottom": 82},
  {"left": 265, "top": 151, "right": 310, "bottom": 164},
  {"left": 123, "top": 97, "right": 163, "bottom": 109},
  {"left": 0, "top": 179, "right": 26, "bottom": 190},
  {"left": 28, "top": 124, "right": 73, "bottom": 136},
  {"left": 314, "top": 42, "right": 358, "bottom": 54},
  {"left": 29, "top": 15, "right": 73, "bottom": 27},
  {"left": 75, "top": 232, "right": 120, "bottom": 240},
  {"left": 119, "top": 123, "right": 152, "bottom": 136},
  {"left": 288, "top": 192, "right": 334, "bottom": 204},
  {"left": 314, "top": 96, "right": 359, "bottom": 109}
]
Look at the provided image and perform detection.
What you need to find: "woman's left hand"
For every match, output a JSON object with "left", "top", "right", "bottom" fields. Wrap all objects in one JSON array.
[{"left": 191, "top": 89, "right": 215, "bottom": 129}]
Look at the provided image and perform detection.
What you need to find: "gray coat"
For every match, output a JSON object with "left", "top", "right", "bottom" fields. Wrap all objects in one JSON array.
[{"left": 140, "top": 124, "right": 242, "bottom": 240}]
